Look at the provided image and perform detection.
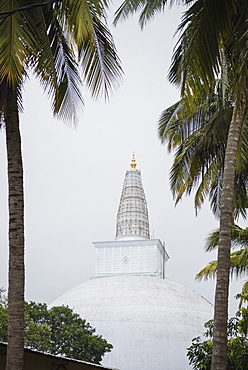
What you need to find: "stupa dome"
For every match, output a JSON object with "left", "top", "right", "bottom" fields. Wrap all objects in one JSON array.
[
  {"left": 50, "top": 156, "right": 213, "bottom": 369},
  {"left": 51, "top": 275, "right": 213, "bottom": 370}
]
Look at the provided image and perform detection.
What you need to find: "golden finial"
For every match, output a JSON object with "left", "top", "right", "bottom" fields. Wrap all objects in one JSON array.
[{"left": 130, "top": 153, "right": 137, "bottom": 170}]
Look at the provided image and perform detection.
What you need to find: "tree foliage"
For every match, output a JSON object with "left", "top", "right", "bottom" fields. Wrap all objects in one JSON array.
[
  {"left": 196, "top": 225, "right": 248, "bottom": 309},
  {"left": 157, "top": 78, "right": 241, "bottom": 218},
  {"left": 187, "top": 308, "right": 248, "bottom": 370},
  {"left": 0, "top": 297, "right": 112, "bottom": 364},
  {"left": 0, "top": 289, "right": 8, "bottom": 343}
]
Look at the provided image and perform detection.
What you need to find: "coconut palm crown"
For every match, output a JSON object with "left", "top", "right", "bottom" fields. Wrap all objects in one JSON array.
[{"left": 157, "top": 78, "right": 248, "bottom": 220}]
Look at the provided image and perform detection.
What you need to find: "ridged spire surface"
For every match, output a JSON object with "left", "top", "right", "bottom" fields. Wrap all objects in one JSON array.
[{"left": 116, "top": 156, "right": 150, "bottom": 240}]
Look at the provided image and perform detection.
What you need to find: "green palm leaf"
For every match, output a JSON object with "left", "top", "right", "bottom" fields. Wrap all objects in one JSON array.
[
  {"left": 60, "top": 0, "right": 123, "bottom": 100},
  {"left": 196, "top": 247, "right": 248, "bottom": 281},
  {"left": 197, "top": 225, "right": 248, "bottom": 308},
  {"left": 80, "top": 17, "right": 122, "bottom": 99}
]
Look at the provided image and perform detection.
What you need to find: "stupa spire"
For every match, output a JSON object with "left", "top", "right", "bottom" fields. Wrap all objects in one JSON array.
[{"left": 115, "top": 155, "right": 150, "bottom": 240}]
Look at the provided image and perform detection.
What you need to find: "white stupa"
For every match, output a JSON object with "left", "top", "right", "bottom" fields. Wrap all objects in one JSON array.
[{"left": 51, "top": 155, "right": 213, "bottom": 370}]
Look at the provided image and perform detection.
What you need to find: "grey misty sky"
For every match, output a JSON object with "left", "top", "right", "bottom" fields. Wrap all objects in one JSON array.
[{"left": 0, "top": 3, "right": 243, "bottom": 316}]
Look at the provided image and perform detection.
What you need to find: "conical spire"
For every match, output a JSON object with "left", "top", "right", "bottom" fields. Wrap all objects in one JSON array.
[{"left": 116, "top": 155, "right": 150, "bottom": 240}]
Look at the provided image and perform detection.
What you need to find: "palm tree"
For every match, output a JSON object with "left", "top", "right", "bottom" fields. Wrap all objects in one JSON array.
[
  {"left": 196, "top": 225, "right": 248, "bottom": 309},
  {"left": 158, "top": 70, "right": 248, "bottom": 368},
  {"left": 0, "top": 1, "right": 122, "bottom": 369},
  {"left": 114, "top": 0, "right": 248, "bottom": 368},
  {"left": 164, "top": 3, "right": 248, "bottom": 367}
]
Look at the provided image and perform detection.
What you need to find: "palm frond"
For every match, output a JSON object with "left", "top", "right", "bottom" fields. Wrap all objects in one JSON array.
[
  {"left": 169, "top": 0, "right": 236, "bottom": 98},
  {"left": 229, "top": 1, "right": 248, "bottom": 103},
  {"left": 44, "top": 6, "right": 83, "bottom": 123},
  {"left": 0, "top": 0, "right": 30, "bottom": 111},
  {"left": 196, "top": 261, "right": 217, "bottom": 281},
  {"left": 14, "top": 2, "right": 83, "bottom": 124},
  {"left": 195, "top": 155, "right": 223, "bottom": 215},
  {"left": 196, "top": 246, "right": 248, "bottom": 281},
  {"left": 231, "top": 226, "right": 248, "bottom": 249},
  {"left": 237, "top": 281, "right": 248, "bottom": 309},
  {"left": 56, "top": 0, "right": 123, "bottom": 100},
  {"left": 168, "top": 101, "right": 231, "bottom": 209},
  {"left": 114, "top": 0, "right": 163, "bottom": 28},
  {"left": 113, "top": 0, "right": 193, "bottom": 28},
  {"left": 158, "top": 97, "right": 209, "bottom": 149},
  {"left": 205, "top": 225, "right": 248, "bottom": 252},
  {"left": 60, "top": 0, "right": 105, "bottom": 42},
  {"left": 230, "top": 246, "right": 248, "bottom": 278},
  {"left": 80, "top": 17, "right": 123, "bottom": 99},
  {"left": 205, "top": 229, "right": 220, "bottom": 251}
]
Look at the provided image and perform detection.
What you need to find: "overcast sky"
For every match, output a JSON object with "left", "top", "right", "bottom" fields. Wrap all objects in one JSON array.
[{"left": 0, "top": 3, "right": 244, "bottom": 317}]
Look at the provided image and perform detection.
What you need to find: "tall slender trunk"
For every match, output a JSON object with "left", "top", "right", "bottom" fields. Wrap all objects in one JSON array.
[
  {"left": 211, "top": 97, "right": 246, "bottom": 369},
  {"left": 5, "top": 86, "right": 25, "bottom": 370}
]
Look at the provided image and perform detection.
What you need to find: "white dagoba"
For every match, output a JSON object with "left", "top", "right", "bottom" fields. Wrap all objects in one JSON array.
[{"left": 51, "top": 155, "right": 213, "bottom": 370}]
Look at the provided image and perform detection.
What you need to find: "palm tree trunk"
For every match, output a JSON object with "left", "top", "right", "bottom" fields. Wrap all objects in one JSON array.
[
  {"left": 211, "top": 98, "right": 246, "bottom": 369},
  {"left": 4, "top": 86, "right": 25, "bottom": 370}
]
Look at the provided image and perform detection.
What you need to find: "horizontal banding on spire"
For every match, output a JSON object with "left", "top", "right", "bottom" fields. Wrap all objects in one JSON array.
[{"left": 116, "top": 156, "right": 150, "bottom": 240}]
